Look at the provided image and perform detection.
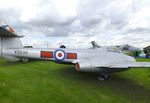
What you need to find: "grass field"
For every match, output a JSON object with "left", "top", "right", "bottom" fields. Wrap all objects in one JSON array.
[{"left": 0, "top": 58, "right": 150, "bottom": 103}]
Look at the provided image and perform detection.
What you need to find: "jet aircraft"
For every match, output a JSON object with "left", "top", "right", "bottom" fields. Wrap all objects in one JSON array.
[{"left": 0, "top": 22, "right": 150, "bottom": 80}]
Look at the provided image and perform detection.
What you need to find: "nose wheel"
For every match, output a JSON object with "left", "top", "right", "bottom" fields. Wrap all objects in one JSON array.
[{"left": 98, "top": 72, "right": 110, "bottom": 81}]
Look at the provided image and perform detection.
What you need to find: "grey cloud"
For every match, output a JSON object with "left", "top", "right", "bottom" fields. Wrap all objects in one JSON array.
[
  {"left": 20, "top": 0, "right": 150, "bottom": 48},
  {"left": 77, "top": 0, "right": 131, "bottom": 29},
  {"left": 127, "top": 27, "right": 150, "bottom": 34},
  {"left": 23, "top": 1, "right": 77, "bottom": 37},
  {"left": 0, "top": 8, "right": 26, "bottom": 34},
  {"left": 23, "top": 0, "right": 134, "bottom": 37},
  {"left": 46, "top": 26, "right": 69, "bottom": 37},
  {"left": 1, "top": 0, "right": 150, "bottom": 48},
  {"left": 30, "top": 16, "right": 76, "bottom": 27},
  {"left": 28, "top": 1, "right": 77, "bottom": 27},
  {"left": 77, "top": 0, "right": 106, "bottom": 27},
  {"left": 0, "top": 8, "right": 21, "bottom": 25}
]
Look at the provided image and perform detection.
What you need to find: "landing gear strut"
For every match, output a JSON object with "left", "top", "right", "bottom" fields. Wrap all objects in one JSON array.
[{"left": 98, "top": 72, "right": 110, "bottom": 81}]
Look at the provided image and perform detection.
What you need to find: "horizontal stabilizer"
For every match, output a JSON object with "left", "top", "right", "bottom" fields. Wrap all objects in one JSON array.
[{"left": 0, "top": 27, "right": 23, "bottom": 38}]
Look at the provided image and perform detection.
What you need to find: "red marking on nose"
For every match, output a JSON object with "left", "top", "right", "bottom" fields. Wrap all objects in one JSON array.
[{"left": 58, "top": 53, "right": 62, "bottom": 57}]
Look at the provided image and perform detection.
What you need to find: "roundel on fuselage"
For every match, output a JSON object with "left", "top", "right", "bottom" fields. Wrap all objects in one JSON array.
[{"left": 54, "top": 49, "right": 66, "bottom": 61}]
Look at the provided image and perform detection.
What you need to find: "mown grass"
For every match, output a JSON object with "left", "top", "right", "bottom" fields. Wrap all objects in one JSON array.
[{"left": 0, "top": 58, "right": 150, "bottom": 103}]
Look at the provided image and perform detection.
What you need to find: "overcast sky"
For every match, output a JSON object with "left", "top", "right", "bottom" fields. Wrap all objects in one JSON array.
[{"left": 0, "top": 0, "right": 150, "bottom": 48}]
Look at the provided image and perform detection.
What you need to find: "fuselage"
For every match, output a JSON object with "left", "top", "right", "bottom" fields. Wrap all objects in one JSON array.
[{"left": 2, "top": 47, "right": 135, "bottom": 64}]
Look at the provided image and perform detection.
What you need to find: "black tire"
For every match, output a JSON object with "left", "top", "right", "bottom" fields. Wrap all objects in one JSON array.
[
  {"left": 21, "top": 58, "right": 29, "bottom": 62},
  {"left": 100, "top": 72, "right": 110, "bottom": 80}
]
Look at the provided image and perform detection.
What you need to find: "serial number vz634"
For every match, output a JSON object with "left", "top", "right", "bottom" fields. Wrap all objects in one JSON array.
[{"left": 14, "top": 50, "right": 28, "bottom": 55}]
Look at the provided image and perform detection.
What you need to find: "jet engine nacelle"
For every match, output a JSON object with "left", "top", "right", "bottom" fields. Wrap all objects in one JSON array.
[{"left": 75, "top": 60, "right": 100, "bottom": 72}]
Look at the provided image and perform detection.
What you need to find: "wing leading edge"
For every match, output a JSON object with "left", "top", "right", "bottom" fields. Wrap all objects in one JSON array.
[
  {"left": 74, "top": 59, "right": 150, "bottom": 69},
  {"left": 108, "top": 62, "right": 150, "bottom": 68}
]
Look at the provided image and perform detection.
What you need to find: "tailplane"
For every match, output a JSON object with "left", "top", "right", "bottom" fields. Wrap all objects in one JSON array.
[{"left": 0, "top": 20, "right": 15, "bottom": 33}]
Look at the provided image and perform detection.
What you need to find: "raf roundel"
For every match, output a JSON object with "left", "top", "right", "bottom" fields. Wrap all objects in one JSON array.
[{"left": 54, "top": 49, "right": 66, "bottom": 61}]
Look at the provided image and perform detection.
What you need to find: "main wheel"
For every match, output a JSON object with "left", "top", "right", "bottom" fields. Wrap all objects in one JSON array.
[
  {"left": 103, "top": 73, "right": 110, "bottom": 79},
  {"left": 98, "top": 72, "right": 110, "bottom": 81},
  {"left": 21, "top": 58, "right": 29, "bottom": 62}
]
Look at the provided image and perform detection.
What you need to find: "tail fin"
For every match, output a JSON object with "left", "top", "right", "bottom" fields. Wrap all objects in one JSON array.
[
  {"left": 0, "top": 20, "right": 23, "bottom": 57},
  {"left": 91, "top": 41, "right": 100, "bottom": 49}
]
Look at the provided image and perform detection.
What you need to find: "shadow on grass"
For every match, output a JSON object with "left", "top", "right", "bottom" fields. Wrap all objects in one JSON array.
[
  {"left": 0, "top": 59, "right": 45, "bottom": 67},
  {"left": 58, "top": 66, "right": 150, "bottom": 103}
]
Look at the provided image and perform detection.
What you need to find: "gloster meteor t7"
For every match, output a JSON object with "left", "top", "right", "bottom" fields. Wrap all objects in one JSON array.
[{"left": 0, "top": 22, "right": 150, "bottom": 80}]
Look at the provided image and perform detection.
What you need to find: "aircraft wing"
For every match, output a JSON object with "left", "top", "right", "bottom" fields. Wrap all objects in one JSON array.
[
  {"left": 74, "top": 58, "right": 150, "bottom": 69},
  {"left": 0, "top": 27, "right": 23, "bottom": 37},
  {"left": 107, "top": 62, "right": 150, "bottom": 68}
]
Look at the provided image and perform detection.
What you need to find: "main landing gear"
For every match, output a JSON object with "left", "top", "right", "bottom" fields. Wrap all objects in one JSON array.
[
  {"left": 21, "top": 58, "right": 29, "bottom": 62},
  {"left": 97, "top": 72, "right": 110, "bottom": 81}
]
